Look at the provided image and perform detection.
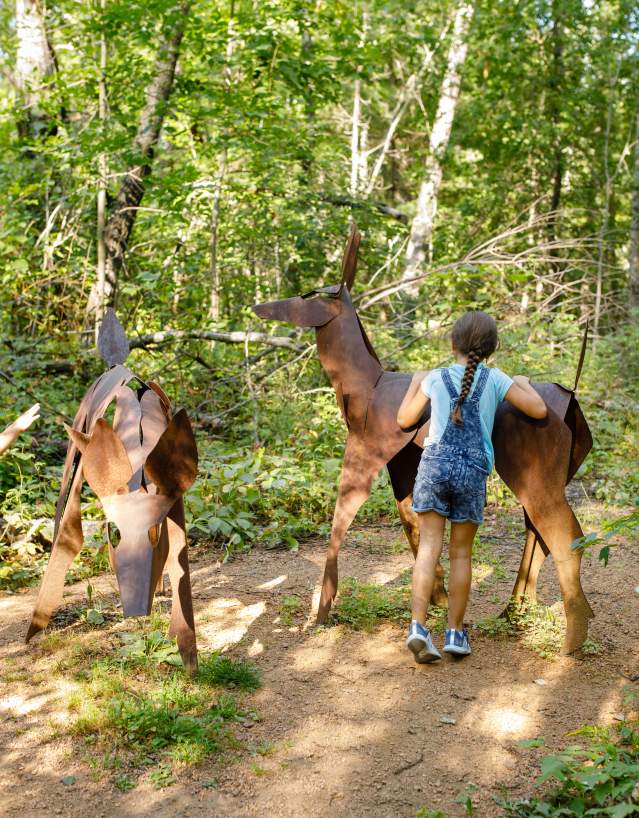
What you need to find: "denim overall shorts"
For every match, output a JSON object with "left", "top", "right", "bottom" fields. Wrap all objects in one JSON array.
[{"left": 412, "top": 367, "right": 490, "bottom": 525}]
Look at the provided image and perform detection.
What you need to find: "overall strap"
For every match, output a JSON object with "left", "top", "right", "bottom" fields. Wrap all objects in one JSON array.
[
  {"left": 440, "top": 368, "right": 459, "bottom": 400},
  {"left": 470, "top": 365, "right": 490, "bottom": 402}
]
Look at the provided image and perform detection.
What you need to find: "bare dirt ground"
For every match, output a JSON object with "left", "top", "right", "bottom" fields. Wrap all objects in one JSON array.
[{"left": 1, "top": 496, "right": 638, "bottom": 818}]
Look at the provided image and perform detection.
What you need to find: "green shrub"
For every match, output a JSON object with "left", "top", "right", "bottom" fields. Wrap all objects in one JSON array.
[{"left": 502, "top": 724, "right": 639, "bottom": 817}]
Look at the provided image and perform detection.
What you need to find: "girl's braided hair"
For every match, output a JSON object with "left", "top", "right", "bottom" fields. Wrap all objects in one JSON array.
[{"left": 450, "top": 310, "right": 498, "bottom": 426}]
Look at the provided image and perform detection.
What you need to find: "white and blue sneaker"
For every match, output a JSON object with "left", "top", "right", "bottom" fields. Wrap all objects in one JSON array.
[
  {"left": 406, "top": 620, "right": 442, "bottom": 663},
  {"left": 443, "top": 628, "right": 471, "bottom": 656}
]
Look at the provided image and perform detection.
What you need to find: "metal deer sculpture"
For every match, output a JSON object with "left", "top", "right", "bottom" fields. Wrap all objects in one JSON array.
[
  {"left": 26, "top": 310, "right": 199, "bottom": 672},
  {"left": 254, "top": 225, "right": 594, "bottom": 654}
]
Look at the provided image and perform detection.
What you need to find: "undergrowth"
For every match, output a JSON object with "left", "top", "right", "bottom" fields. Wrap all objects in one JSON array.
[{"left": 501, "top": 721, "right": 639, "bottom": 817}]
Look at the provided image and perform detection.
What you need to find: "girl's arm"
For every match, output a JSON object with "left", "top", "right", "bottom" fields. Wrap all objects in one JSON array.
[
  {"left": 397, "top": 371, "right": 430, "bottom": 429},
  {"left": 0, "top": 404, "right": 40, "bottom": 455},
  {"left": 504, "top": 376, "right": 547, "bottom": 419}
]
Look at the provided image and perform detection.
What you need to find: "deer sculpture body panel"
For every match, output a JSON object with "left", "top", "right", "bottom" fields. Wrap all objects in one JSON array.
[
  {"left": 254, "top": 227, "right": 594, "bottom": 654},
  {"left": 26, "top": 310, "right": 199, "bottom": 673}
]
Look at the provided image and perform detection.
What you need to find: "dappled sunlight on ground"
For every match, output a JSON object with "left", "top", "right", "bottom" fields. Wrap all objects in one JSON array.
[
  {"left": 256, "top": 575, "right": 287, "bottom": 590},
  {"left": 198, "top": 598, "right": 266, "bottom": 651}
]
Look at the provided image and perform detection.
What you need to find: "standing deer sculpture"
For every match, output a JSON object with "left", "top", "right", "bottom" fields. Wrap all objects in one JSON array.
[
  {"left": 26, "top": 310, "right": 199, "bottom": 673},
  {"left": 253, "top": 226, "right": 594, "bottom": 654}
]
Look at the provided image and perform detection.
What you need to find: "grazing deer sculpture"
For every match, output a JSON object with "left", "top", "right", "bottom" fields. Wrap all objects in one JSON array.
[
  {"left": 253, "top": 225, "right": 594, "bottom": 654},
  {"left": 26, "top": 310, "right": 199, "bottom": 673}
]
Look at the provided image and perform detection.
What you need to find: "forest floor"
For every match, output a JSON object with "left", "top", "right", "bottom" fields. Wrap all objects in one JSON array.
[{"left": 1, "top": 490, "right": 638, "bottom": 818}]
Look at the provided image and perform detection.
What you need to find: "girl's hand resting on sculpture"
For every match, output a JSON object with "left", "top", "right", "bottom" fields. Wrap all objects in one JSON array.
[{"left": 505, "top": 377, "right": 547, "bottom": 419}]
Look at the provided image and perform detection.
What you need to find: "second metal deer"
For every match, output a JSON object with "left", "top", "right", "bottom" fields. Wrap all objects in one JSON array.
[
  {"left": 253, "top": 225, "right": 594, "bottom": 654},
  {"left": 26, "top": 310, "right": 199, "bottom": 672}
]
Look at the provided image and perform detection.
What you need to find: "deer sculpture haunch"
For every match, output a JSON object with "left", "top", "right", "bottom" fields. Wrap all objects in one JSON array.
[
  {"left": 26, "top": 310, "right": 199, "bottom": 673},
  {"left": 253, "top": 226, "right": 594, "bottom": 655}
]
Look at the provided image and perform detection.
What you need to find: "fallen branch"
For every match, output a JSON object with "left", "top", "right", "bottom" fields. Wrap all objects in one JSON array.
[
  {"left": 318, "top": 193, "right": 409, "bottom": 224},
  {"left": 393, "top": 750, "right": 424, "bottom": 775},
  {"left": 129, "top": 329, "right": 301, "bottom": 352}
]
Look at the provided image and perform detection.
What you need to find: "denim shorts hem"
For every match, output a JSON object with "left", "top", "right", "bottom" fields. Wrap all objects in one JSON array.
[
  {"left": 449, "top": 515, "right": 483, "bottom": 525},
  {"left": 411, "top": 505, "right": 449, "bottom": 517}
]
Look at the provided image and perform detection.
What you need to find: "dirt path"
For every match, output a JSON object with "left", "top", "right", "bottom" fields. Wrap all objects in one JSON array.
[{"left": 1, "top": 501, "right": 638, "bottom": 818}]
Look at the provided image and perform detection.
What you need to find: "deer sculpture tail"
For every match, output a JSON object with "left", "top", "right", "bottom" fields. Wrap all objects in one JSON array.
[{"left": 573, "top": 320, "right": 589, "bottom": 393}]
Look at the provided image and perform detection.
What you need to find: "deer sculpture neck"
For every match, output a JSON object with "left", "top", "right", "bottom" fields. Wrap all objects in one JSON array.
[{"left": 315, "top": 292, "right": 383, "bottom": 398}]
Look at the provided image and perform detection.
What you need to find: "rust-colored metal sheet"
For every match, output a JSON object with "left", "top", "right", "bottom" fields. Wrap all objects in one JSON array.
[
  {"left": 253, "top": 223, "right": 594, "bottom": 655},
  {"left": 26, "top": 309, "right": 199, "bottom": 673}
]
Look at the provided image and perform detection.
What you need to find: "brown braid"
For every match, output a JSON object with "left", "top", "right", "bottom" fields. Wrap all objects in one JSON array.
[
  {"left": 448, "top": 310, "right": 499, "bottom": 427},
  {"left": 451, "top": 349, "right": 481, "bottom": 425}
]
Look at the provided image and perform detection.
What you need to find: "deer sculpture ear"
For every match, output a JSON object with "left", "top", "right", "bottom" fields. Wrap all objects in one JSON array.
[
  {"left": 98, "top": 308, "right": 130, "bottom": 367},
  {"left": 68, "top": 419, "right": 133, "bottom": 497},
  {"left": 144, "top": 409, "right": 198, "bottom": 497},
  {"left": 340, "top": 222, "right": 361, "bottom": 292},
  {"left": 65, "top": 424, "right": 91, "bottom": 453}
]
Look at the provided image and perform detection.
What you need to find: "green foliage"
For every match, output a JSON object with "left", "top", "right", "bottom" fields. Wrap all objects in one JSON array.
[
  {"left": 572, "top": 506, "right": 639, "bottom": 567},
  {"left": 116, "top": 631, "right": 183, "bottom": 667},
  {"left": 501, "top": 724, "right": 639, "bottom": 817}
]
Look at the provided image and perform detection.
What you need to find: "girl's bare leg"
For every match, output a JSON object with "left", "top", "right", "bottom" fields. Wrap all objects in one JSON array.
[
  {"left": 447, "top": 521, "right": 478, "bottom": 629},
  {"left": 411, "top": 511, "right": 446, "bottom": 623}
]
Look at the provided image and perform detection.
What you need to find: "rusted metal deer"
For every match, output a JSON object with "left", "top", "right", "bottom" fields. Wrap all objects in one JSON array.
[
  {"left": 253, "top": 226, "right": 594, "bottom": 654},
  {"left": 26, "top": 310, "right": 199, "bottom": 672}
]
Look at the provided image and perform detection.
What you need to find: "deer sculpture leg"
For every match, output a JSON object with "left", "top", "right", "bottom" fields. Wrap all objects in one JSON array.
[
  {"left": 26, "top": 472, "right": 83, "bottom": 641},
  {"left": 396, "top": 495, "right": 448, "bottom": 607},
  {"left": 163, "top": 501, "right": 198, "bottom": 674},
  {"left": 524, "top": 497, "right": 593, "bottom": 654},
  {"left": 317, "top": 441, "right": 380, "bottom": 624},
  {"left": 510, "top": 512, "right": 549, "bottom": 605}
]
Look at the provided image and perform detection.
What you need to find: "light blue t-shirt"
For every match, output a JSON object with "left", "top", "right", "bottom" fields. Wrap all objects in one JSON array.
[{"left": 420, "top": 363, "right": 513, "bottom": 471}]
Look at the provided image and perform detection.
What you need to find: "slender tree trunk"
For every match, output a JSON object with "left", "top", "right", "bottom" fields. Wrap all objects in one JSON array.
[
  {"left": 85, "top": 2, "right": 190, "bottom": 318},
  {"left": 629, "top": 94, "right": 639, "bottom": 309},
  {"left": 95, "top": 0, "right": 108, "bottom": 340},
  {"left": 594, "top": 58, "right": 620, "bottom": 339},
  {"left": 15, "top": 0, "right": 57, "bottom": 140},
  {"left": 207, "top": 1, "right": 236, "bottom": 319},
  {"left": 350, "top": 77, "right": 361, "bottom": 197},
  {"left": 208, "top": 154, "right": 227, "bottom": 320},
  {"left": 546, "top": 0, "right": 564, "bottom": 277},
  {"left": 402, "top": 2, "right": 474, "bottom": 291}
]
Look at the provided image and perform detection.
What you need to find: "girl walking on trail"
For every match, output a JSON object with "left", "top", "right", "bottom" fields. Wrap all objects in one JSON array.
[{"left": 396, "top": 311, "right": 547, "bottom": 662}]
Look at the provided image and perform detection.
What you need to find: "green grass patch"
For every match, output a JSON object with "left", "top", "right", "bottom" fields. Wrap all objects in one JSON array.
[
  {"left": 197, "top": 652, "right": 262, "bottom": 691},
  {"left": 332, "top": 574, "right": 412, "bottom": 630},
  {"left": 279, "top": 594, "right": 303, "bottom": 625},
  {"left": 332, "top": 571, "right": 447, "bottom": 633}
]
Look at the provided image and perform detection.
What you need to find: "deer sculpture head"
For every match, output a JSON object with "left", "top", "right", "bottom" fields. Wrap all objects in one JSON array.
[
  {"left": 27, "top": 310, "right": 199, "bottom": 672},
  {"left": 253, "top": 223, "right": 362, "bottom": 328}
]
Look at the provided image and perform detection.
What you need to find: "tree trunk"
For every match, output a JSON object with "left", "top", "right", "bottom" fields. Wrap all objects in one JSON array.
[
  {"left": 208, "top": 153, "right": 227, "bottom": 320},
  {"left": 208, "top": 1, "right": 236, "bottom": 319},
  {"left": 629, "top": 94, "right": 639, "bottom": 309},
  {"left": 95, "top": 0, "right": 108, "bottom": 341},
  {"left": 594, "top": 58, "right": 620, "bottom": 339},
  {"left": 546, "top": 0, "right": 564, "bottom": 276},
  {"left": 15, "top": 0, "right": 57, "bottom": 140},
  {"left": 350, "top": 77, "right": 361, "bottom": 197},
  {"left": 85, "top": 2, "right": 191, "bottom": 319},
  {"left": 402, "top": 2, "right": 474, "bottom": 291}
]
